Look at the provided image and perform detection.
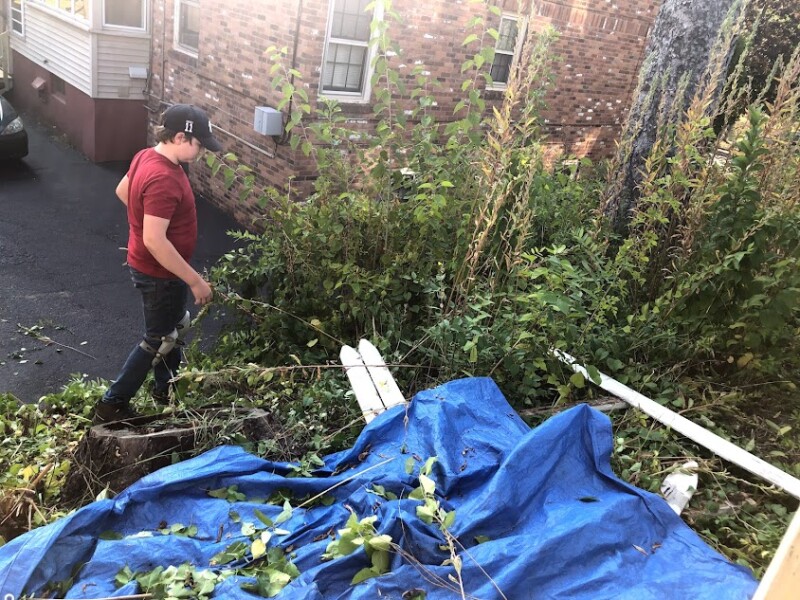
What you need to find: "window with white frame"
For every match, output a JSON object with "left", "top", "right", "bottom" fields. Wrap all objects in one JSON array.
[
  {"left": 104, "top": 0, "right": 146, "bottom": 30},
  {"left": 11, "top": 0, "right": 24, "bottom": 35},
  {"left": 36, "top": 0, "right": 87, "bottom": 20},
  {"left": 489, "top": 14, "right": 521, "bottom": 87},
  {"left": 321, "top": 0, "right": 381, "bottom": 101},
  {"left": 175, "top": 0, "right": 199, "bottom": 55}
]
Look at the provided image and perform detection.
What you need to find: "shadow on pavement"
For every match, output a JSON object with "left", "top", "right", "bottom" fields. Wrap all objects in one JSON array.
[{"left": 0, "top": 159, "right": 37, "bottom": 181}]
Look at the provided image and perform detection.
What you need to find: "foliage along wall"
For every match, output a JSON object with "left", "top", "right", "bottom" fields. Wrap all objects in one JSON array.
[{"left": 147, "top": 0, "right": 662, "bottom": 226}]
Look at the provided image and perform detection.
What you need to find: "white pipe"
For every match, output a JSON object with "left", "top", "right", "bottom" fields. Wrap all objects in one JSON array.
[{"left": 553, "top": 349, "right": 800, "bottom": 499}]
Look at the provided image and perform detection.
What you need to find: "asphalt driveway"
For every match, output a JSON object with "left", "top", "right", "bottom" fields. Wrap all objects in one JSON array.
[{"left": 0, "top": 116, "right": 241, "bottom": 403}]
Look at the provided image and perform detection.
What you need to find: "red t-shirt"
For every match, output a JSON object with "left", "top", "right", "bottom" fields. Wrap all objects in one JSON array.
[{"left": 125, "top": 147, "right": 197, "bottom": 279}]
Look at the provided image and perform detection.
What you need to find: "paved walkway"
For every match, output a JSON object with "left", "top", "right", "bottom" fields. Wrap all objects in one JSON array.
[{"left": 0, "top": 116, "right": 240, "bottom": 403}]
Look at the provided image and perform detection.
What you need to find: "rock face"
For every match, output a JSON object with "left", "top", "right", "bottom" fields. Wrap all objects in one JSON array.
[
  {"left": 62, "top": 407, "right": 275, "bottom": 506},
  {"left": 605, "top": 0, "right": 743, "bottom": 228}
]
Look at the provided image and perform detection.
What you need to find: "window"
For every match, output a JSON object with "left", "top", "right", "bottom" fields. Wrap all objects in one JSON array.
[
  {"left": 175, "top": 0, "right": 199, "bottom": 55},
  {"left": 37, "top": 0, "right": 87, "bottom": 20},
  {"left": 321, "top": 0, "right": 381, "bottom": 101},
  {"left": 104, "top": 0, "right": 145, "bottom": 29},
  {"left": 489, "top": 15, "right": 521, "bottom": 87},
  {"left": 11, "top": 0, "right": 24, "bottom": 35}
]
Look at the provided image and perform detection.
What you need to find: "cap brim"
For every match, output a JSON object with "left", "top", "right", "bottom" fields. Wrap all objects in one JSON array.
[{"left": 199, "top": 136, "right": 222, "bottom": 152}]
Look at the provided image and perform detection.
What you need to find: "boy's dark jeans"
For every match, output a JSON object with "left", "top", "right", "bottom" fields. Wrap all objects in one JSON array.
[{"left": 102, "top": 268, "right": 188, "bottom": 405}]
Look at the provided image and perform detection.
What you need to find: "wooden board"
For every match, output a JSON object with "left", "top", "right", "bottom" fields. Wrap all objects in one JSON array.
[
  {"left": 753, "top": 509, "right": 800, "bottom": 600},
  {"left": 554, "top": 350, "right": 800, "bottom": 499},
  {"left": 340, "top": 340, "right": 406, "bottom": 423}
]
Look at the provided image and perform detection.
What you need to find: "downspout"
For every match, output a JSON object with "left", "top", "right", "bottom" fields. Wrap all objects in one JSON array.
[
  {"left": 144, "top": 0, "right": 169, "bottom": 132},
  {"left": 279, "top": 0, "right": 303, "bottom": 145},
  {"left": 160, "top": 0, "right": 167, "bottom": 106}
]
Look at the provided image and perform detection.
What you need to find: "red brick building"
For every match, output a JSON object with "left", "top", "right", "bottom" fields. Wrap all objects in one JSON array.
[
  {"left": 2, "top": 1, "right": 663, "bottom": 223},
  {"left": 145, "top": 0, "right": 664, "bottom": 223}
]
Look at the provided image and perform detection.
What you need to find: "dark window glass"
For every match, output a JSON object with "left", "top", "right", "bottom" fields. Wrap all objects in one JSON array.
[
  {"left": 330, "top": 0, "right": 371, "bottom": 42},
  {"left": 179, "top": 2, "right": 200, "bottom": 51},
  {"left": 11, "top": 0, "right": 23, "bottom": 34},
  {"left": 491, "top": 17, "right": 519, "bottom": 84},
  {"left": 496, "top": 18, "right": 518, "bottom": 53},
  {"left": 323, "top": 0, "right": 373, "bottom": 94},
  {"left": 490, "top": 53, "right": 514, "bottom": 84},
  {"left": 323, "top": 43, "right": 367, "bottom": 92}
]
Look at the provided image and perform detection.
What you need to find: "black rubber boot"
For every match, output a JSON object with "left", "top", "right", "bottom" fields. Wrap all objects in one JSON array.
[{"left": 92, "top": 401, "right": 140, "bottom": 425}]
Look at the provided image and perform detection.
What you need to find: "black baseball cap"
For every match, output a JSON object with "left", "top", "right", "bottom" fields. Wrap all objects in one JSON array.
[{"left": 162, "top": 104, "right": 222, "bottom": 152}]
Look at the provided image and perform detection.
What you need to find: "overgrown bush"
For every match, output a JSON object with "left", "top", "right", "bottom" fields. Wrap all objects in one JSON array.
[
  {"left": 196, "top": 0, "right": 799, "bottom": 575},
  {"left": 1, "top": 0, "right": 797, "bottom": 578}
]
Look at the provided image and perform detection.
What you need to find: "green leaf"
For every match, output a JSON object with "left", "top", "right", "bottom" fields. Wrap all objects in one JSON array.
[
  {"left": 570, "top": 372, "right": 586, "bottom": 389},
  {"left": 115, "top": 565, "right": 134, "bottom": 587},
  {"left": 419, "top": 473, "right": 436, "bottom": 496},
  {"left": 416, "top": 504, "right": 435, "bottom": 524},
  {"left": 606, "top": 357, "right": 625, "bottom": 371},
  {"left": 208, "top": 487, "right": 229, "bottom": 499},
  {"left": 275, "top": 500, "right": 293, "bottom": 524},
  {"left": 251, "top": 538, "right": 267, "bottom": 560},
  {"left": 586, "top": 365, "right": 602, "bottom": 385},
  {"left": 255, "top": 509, "right": 274, "bottom": 528},
  {"left": 210, "top": 541, "right": 248, "bottom": 566},
  {"left": 352, "top": 567, "right": 380, "bottom": 584},
  {"left": 371, "top": 548, "right": 390, "bottom": 573},
  {"left": 442, "top": 510, "right": 456, "bottom": 529},
  {"left": 421, "top": 456, "right": 437, "bottom": 476},
  {"left": 368, "top": 534, "right": 393, "bottom": 552}
]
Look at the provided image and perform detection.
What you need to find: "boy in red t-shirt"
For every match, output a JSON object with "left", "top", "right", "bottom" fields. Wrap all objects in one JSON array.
[{"left": 94, "top": 105, "right": 222, "bottom": 423}]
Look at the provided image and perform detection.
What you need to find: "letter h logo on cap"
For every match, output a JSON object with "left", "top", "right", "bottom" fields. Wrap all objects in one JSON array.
[{"left": 162, "top": 104, "right": 222, "bottom": 152}]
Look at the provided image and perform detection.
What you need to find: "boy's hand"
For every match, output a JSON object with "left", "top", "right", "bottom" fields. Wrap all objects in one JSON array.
[{"left": 191, "top": 278, "right": 214, "bottom": 305}]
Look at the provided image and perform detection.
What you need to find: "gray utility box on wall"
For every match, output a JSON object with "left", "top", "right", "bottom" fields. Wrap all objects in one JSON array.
[{"left": 253, "top": 106, "right": 283, "bottom": 136}]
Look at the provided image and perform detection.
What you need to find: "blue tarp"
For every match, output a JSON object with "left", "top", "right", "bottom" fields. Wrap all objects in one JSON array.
[{"left": 0, "top": 377, "right": 757, "bottom": 599}]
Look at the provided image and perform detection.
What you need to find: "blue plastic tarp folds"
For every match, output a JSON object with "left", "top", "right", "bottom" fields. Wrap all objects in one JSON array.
[{"left": 0, "top": 377, "right": 757, "bottom": 599}]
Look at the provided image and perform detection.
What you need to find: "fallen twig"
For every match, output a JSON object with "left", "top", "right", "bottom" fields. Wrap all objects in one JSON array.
[
  {"left": 18, "top": 324, "right": 96, "bottom": 360},
  {"left": 296, "top": 457, "right": 396, "bottom": 510},
  {"left": 29, "top": 595, "right": 152, "bottom": 600}
]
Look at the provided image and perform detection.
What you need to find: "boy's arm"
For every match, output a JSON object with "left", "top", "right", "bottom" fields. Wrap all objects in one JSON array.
[
  {"left": 116, "top": 175, "right": 130, "bottom": 206},
  {"left": 142, "top": 214, "right": 213, "bottom": 305}
]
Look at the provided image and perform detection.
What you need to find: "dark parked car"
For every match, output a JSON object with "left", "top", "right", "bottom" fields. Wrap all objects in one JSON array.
[{"left": 0, "top": 95, "right": 29, "bottom": 160}]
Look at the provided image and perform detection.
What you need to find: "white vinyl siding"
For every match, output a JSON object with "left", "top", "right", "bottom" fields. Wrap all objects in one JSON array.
[
  {"left": 17, "top": 3, "right": 92, "bottom": 94},
  {"left": 11, "top": 2, "right": 149, "bottom": 100},
  {"left": 95, "top": 32, "right": 149, "bottom": 98}
]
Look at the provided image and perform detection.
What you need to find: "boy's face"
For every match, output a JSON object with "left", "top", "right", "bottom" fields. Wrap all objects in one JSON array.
[{"left": 176, "top": 133, "right": 205, "bottom": 163}]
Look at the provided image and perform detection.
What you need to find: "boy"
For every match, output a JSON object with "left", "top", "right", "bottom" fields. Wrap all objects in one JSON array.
[{"left": 94, "top": 104, "right": 221, "bottom": 423}]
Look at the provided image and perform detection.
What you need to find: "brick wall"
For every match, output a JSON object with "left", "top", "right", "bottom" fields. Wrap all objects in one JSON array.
[
  {"left": 532, "top": 0, "right": 662, "bottom": 156},
  {"left": 150, "top": 0, "right": 663, "bottom": 226}
]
